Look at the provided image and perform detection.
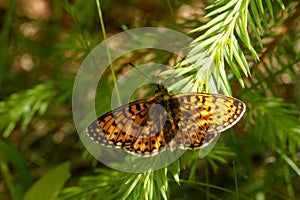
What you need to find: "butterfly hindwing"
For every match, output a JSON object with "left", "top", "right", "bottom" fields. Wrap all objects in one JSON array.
[{"left": 126, "top": 130, "right": 166, "bottom": 156}]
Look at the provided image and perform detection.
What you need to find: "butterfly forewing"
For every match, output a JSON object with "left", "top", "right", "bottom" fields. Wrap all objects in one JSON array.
[{"left": 87, "top": 85, "right": 246, "bottom": 156}]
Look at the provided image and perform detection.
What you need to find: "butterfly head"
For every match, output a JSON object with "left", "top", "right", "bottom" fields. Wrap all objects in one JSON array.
[{"left": 155, "top": 84, "right": 166, "bottom": 92}]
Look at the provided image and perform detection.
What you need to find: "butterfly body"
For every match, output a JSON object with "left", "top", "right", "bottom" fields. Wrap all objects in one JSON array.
[{"left": 87, "top": 84, "right": 246, "bottom": 156}]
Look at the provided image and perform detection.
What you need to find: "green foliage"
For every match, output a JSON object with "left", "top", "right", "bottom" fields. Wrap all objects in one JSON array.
[
  {"left": 186, "top": 0, "right": 255, "bottom": 94},
  {"left": 0, "top": 78, "right": 73, "bottom": 138},
  {"left": 0, "top": 0, "right": 299, "bottom": 199},
  {"left": 59, "top": 168, "right": 171, "bottom": 200},
  {"left": 0, "top": 141, "right": 31, "bottom": 200},
  {"left": 24, "top": 162, "right": 71, "bottom": 200},
  {"left": 0, "top": 82, "right": 56, "bottom": 137}
]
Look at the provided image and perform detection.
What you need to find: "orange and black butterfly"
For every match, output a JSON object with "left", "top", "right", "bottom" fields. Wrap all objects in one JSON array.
[{"left": 86, "top": 83, "right": 246, "bottom": 156}]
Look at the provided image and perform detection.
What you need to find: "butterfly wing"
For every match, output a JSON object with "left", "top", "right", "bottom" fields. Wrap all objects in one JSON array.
[
  {"left": 172, "top": 93, "right": 246, "bottom": 149},
  {"left": 86, "top": 98, "right": 167, "bottom": 156},
  {"left": 87, "top": 90, "right": 246, "bottom": 156}
]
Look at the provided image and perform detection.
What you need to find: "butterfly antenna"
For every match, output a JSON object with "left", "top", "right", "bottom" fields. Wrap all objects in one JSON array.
[{"left": 128, "top": 62, "right": 150, "bottom": 80}]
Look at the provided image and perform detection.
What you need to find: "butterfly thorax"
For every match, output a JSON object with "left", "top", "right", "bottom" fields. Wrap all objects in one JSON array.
[{"left": 152, "top": 84, "right": 181, "bottom": 144}]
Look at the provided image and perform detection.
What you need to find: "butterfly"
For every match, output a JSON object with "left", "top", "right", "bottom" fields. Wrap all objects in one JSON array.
[{"left": 86, "top": 83, "right": 246, "bottom": 156}]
